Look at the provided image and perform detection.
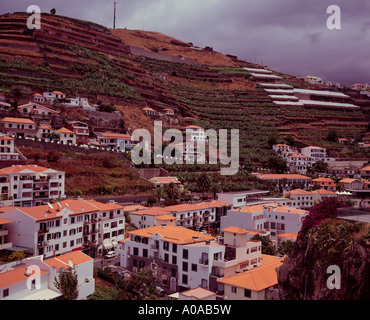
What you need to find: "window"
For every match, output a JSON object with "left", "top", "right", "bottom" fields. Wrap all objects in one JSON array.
[
  {"left": 191, "top": 264, "right": 197, "bottom": 272},
  {"left": 172, "top": 256, "right": 177, "bottom": 264},
  {"left": 163, "top": 241, "right": 169, "bottom": 251},
  {"left": 133, "top": 247, "right": 139, "bottom": 256},
  {"left": 182, "top": 274, "right": 188, "bottom": 285},
  {"left": 231, "top": 286, "right": 237, "bottom": 294},
  {"left": 70, "top": 240, "right": 74, "bottom": 247},
  {"left": 3, "top": 288, "right": 9, "bottom": 298},
  {"left": 143, "top": 249, "right": 148, "bottom": 258},
  {"left": 172, "top": 243, "right": 177, "bottom": 253},
  {"left": 244, "top": 289, "right": 251, "bottom": 298},
  {"left": 182, "top": 261, "right": 188, "bottom": 272},
  {"left": 183, "top": 249, "right": 188, "bottom": 260},
  {"left": 164, "top": 253, "right": 169, "bottom": 263}
]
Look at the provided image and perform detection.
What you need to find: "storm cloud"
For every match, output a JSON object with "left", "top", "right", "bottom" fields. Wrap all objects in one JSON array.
[{"left": 1, "top": 0, "right": 369, "bottom": 85}]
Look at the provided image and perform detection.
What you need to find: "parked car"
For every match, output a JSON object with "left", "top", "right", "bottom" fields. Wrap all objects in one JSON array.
[{"left": 104, "top": 251, "right": 116, "bottom": 259}]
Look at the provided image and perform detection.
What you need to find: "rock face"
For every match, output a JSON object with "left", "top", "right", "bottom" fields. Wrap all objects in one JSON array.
[{"left": 266, "top": 219, "right": 370, "bottom": 300}]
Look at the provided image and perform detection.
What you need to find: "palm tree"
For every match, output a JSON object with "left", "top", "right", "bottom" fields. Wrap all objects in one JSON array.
[
  {"left": 164, "top": 182, "right": 180, "bottom": 200},
  {"left": 197, "top": 173, "right": 211, "bottom": 199},
  {"left": 153, "top": 187, "right": 167, "bottom": 203}
]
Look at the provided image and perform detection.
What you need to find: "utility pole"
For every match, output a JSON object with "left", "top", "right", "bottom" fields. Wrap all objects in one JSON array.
[{"left": 113, "top": 1, "right": 117, "bottom": 29}]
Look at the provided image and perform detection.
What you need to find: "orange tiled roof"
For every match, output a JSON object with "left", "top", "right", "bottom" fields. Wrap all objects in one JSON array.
[
  {"left": 180, "top": 287, "right": 216, "bottom": 299},
  {"left": 84, "top": 199, "right": 124, "bottom": 211},
  {"left": 360, "top": 166, "right": 370, "bottom": 172},
  {"left": 0, "top": 117, "right": 35, "bottom": 124},
  {"left": 154, "top": 214, "right": 177, "bottom": 221},
  {"left": 218, "top": 254, "right": 283, "bottom": 291},
  {"left": 0, "top": 164, "right": 60, "bottom": 174},
  {"left": 276, "top": 233, "right": 298, "bottom": 240},
  {"left": 163, "top": 200, "right": 231, "bottom": 213},
  {"left": 310, "top": 189, "right": 337, "bottom": 195},
  {"left": 235, "top": 203, "right": 307, "bottom": 215},
  {"left": 52, "top": 91, "right": 65, "bottom": 95},
  {"left": 129, "top": 225, "right": 214, "bottom": 245},
  {"left": 289, "top": 188, "right": 311, "bottom": 195},
  {"left": 43, "top": 251, "right": 92, "bottom": 270},
  {"left": 129, "top": 207, "right": 172, "bottom": 216},
  {"left": 0, "top": 217, "right": 13, "bottom": 225},
  {"left": 13, "top": 199, "right": 110, "bottom": 222},
  {"left": 0, "top": 135, "right": 14, "bottom": 140},
  {"left": 339, "top": 178, "right": 362, "bottom": 183},
  {"left": 222, "top": 226, "right": 249, "bottom": 234},
  {"left": 123, "top": 205, "right": 147, "bottom": 212},
  {"left": 312, "top": 177, "right": 334, "bottom": 182},
  {"left": 149, "top": 177, "right": 180, "bottom": 183},
  {"left": 54, "top": 127, "right": 74, "bottom": 134},
  {"left": 185, "top": 125, "right": 204, "bottom": 129},
  {"left": 98, "top": 132, "right": 131, "bottom": 140},
  {"left": 0, "top": 266, "right": 49, "bottom": 289},
  {"left": 257, "top": 174, "right": 311, "bottom": 180}
]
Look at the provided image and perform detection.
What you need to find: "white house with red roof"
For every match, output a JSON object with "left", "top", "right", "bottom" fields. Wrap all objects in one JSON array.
[
  {"left": 0, "top": 199, "right": 125, "bottom": 259},
  {"left": 0, "top": 164, "right": 65, "bottom": 207},
  {"left": 221, "top": 203, "right": 308, "bottom": 244},
  {"left": 0, "top": 117, "right": 38, "bottom": 138},
  {"left": 184, "top": 125, "right": 206, "bottom": 141},
  {"left": 96, "top": 132, "right": 133, "bottom": 150},
  {"left": 54, "top": 127, "right": 76, "bottom": 145},
  {"left": 0, "top": 250, "right": 94, "bottom": 300}
]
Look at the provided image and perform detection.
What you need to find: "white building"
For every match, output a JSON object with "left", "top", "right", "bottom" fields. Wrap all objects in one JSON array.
[
  {"left": 305, "top": 76, "right": 323, "bottom": 85},
  {"left": 217, "top": 190, "right": 269, "bottom": 208},
  {"left": 184, "top": 125, "right": 206, "bottom": 142},
  {"left": 0, "top": 164, "right": 65, "bottom": 207},
  {"left": 0, "top": 134, "right": 27, "bottom": 164},
  {"left": 96, "top": 132, "right": 134, "bottom": 150},
  {"left": 117, "top": 224, "right": 262, "bottom": 295},
  {"left": 0, "top": 250, "right": 94, "bottom": 300},
  {"left": 220, "top": 203, "right": 308, "bottom": 243},
  {"left": 54, "top": 127, "right": 76, "bottom": 145},
  {"left": 0, "top": 199, "right": 125, "bottom": 259},
  {"left": 286, "top": 153, "right": 312, "bottom": 174}
]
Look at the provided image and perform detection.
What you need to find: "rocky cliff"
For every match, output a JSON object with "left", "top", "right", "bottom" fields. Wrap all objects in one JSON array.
[{"left": 267, "top": 218, "right": 370, "bottom": 300}]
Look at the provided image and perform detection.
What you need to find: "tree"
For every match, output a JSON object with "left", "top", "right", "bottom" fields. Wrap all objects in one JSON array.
[
  {"left": 301, "top": 197, "right": 348, "bottom": 233},
  {"left": 277, "top": 240, "right": 294, "bottom": 256},
  {"left": 308, "top": 161, "right": 328, "bottom": 174},
  {"left": 164, "top": 182, "right": 180, "bottom": 200},
  {"left": 153, "top": 187, "right": 167, "bottom": 202},
  {"left": 210, "top": 183, "right": 222, "bottom": 199},
  {"left": 251, "top": 234, "right": 275, "bottom": 255},
  {"left": 196, "top": 172, "right": 212, "bottom": 198},
  {"left": 326, "top": 129, "right": 338, "bottom": 142},
  {"left": 284, "top": 134, "right": 296, "bottom": 146},
  {"left": 54, "top": 269, "right": 79, "bottom": 300},
  {"left": 8, "top": 250, "right": 26, "bottom": 262},
  {"left": 268, "top": 156, "right": 288, "bottom": 173},
  {"left": 50, "top": 8, "right": 56, "bottom": 15}
]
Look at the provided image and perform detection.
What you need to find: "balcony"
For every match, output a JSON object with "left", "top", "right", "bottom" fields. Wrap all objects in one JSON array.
[
  {"left": 0, "top": 229, "right": 9, "bottom": 237},
  {"left": 37, "top": 240, "right": 49, "bottom": 247},
  {"left": 150, "top": 244, "right": 160, "bottom": 251},
  {"left": 38, "top": 228, "right": 49, "bottom": 235}
]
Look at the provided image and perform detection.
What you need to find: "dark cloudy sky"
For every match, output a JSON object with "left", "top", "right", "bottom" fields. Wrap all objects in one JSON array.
[{"left": 1, "top": 0, "right": 370, "bottom": 85}]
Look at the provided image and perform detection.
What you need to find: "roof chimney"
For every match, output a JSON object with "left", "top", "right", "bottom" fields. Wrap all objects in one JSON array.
[
  {"left": 161, "top": 224, "right": 166, "bottom": 228},
  {"left": 25, "top": 267, "right": 31, "bottom": 276},
  {"left": 192, "top": 236, "right": 198, "bottom": 242}
]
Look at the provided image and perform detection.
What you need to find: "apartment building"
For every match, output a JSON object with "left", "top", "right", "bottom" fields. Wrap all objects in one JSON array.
[
  {"left": 0, "top": 250, "right": 94, "bottom": 300},
  {"left": 301, "top": 146, "right": 335, "bottom": 163},
  {"left": 0, "top": 135, "right": 27, "bottom": 167},
  {"left": 256, "top": 173, "right": 312, "bottom": 190},
  {"left": 128, "top": 200, "right": 232, "bottom": 232},
  {"left": 66, "top": 121, "right": 89, "bottom": 145},
  {"left": 0, "top": 164, "right": 65, "bottom": 207},
  {"left": 217, "top": 254, "right": 283, "bottom": 300},
  {"left": 96, "top": 132, "right": 133, "bottom": 150},
  {"left": 54, "top": 127, "right": 76, "bottom": 145},
  {"left": 220, "top": 203, "right": 308, "bottom": 243},
  {"left": 0, "top": 199, "right": 125, "bottom": 259},
  {"left": 117, "top": 224, "right": 261, "bottom": 295},
  {"left": 184, "top": 125, "right": 206, "bottom": 142},
  {"left": 217, "top": 190, "right": 270, "bottom": 208},
  {"left": 312, "top": 177, "right": 336, "bottom": 191},
  {"left": 360, "top": 166, "right": 370, "bottom": 180},
  {"left": 0, "top": 217, "right": 13, "bottom": 250},
  {"left": 0, "top": 117, "right": 37, "bottom": 138},
  {"left": 286, "top": 154, "right": 312, "bottom": 174}
]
